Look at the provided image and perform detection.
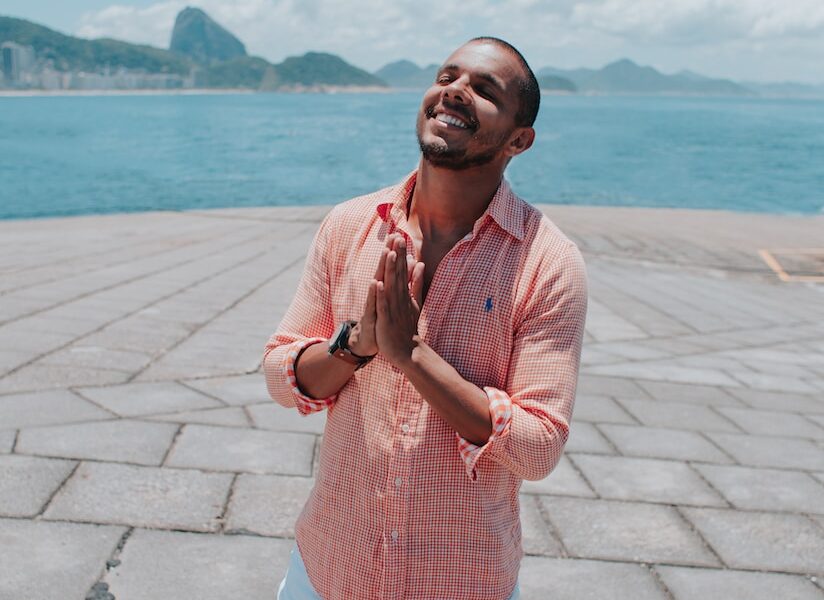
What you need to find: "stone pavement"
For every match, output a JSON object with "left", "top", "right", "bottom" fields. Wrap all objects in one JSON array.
[{"left": 1, "top": 204, "right": 823, "bottom": 600}]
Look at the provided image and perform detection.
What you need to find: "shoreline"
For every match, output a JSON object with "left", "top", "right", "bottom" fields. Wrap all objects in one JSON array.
[{"left": 0, "top": 85, "right": 392, "bottom": 98}]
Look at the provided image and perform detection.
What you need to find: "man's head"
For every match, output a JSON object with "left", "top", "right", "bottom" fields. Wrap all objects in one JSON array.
[{"left": 416, "top": 37, "right": 539, "bottom": 171}]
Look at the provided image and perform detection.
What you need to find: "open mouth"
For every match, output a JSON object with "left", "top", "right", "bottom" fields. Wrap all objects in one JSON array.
[{"left": 426, "top": 106, "right": 476, "bottom": 131}]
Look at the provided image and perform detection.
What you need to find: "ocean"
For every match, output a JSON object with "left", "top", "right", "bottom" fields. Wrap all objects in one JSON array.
[{"left": 1, "top": 92, "right": 823, "bottom": 220}]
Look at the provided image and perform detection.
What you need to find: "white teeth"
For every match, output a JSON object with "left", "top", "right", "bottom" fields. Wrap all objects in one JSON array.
[{"left": 435, "top": 113, "right": 468, "bottom": 129}]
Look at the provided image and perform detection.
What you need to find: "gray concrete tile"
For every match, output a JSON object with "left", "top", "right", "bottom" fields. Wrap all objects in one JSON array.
[
  {"left": 726, "top": 372, "right": 819, "bottom": 394},
  {"left": 41, "top": 345, "right": 152, "bottom": 373},
  {"left": 576, "top": 375, "right": 651, "bottom": 399},
  {"left": 564, "top": 421, "right": 615, "bottom": 454},
  {"left": 616, "top": 398, "right": 742, "bottom": 433},
  {"left": 520, "top": 455, "right": 596, "bottom": 498},
  {"left": 519, "top": 494, "right": 564, "bottom": 557},
  {"left": 0, "top": 518, "right": 125, "bottom": 600},
  {"left": 541, "top": 497, "right": 719, "bottom": 566},
  {"left": 145, "top": 406, "right": 250, "bottom": 427},
  {"left": 45, "top": 462, "right": 233, "bottom": 532},
  {"left": 519, "top": 556, "right": 669, "bottom": 599},
  {"left": 0, "top": 389, "right": 112, "bottom": 429},
  {"left": 706, "top": 432, "right": 824, "bottom": 471},
  {"left": 638, "top": 380, "right": 743, "bottom": 407},
  {"left": 165, "top": 424, "right": 315, "bottom": 475},
  {"left": 656, "top": 565, "right": 824, "bottom": 600},
  {"left": 225, "top": 473, "right": 314, "bottom": 537},
  {"left": 246, "top": 401, "right": 327, "bottom": 434},
  {"left": 570, "top": 454, "right": 726, "bottom": 507},
  {"left": 182, "top": 373, "right": 270, "bottom": 406},
  {"left": 599, "top": 424, "right": 733, "bottom": 463},
  {"left": 807, "top": 414, "right": 824, "bottom": 429},
  {"left": 104, "top": 528, "right": 292, "bottom": 600},
  {"left": 0, "top": 363, "right": 132, "bottom": 393},
  {"left": 0, "top": 429, "right": 15, "bottom": 453},
  {"left": 716, "top": 406, "right": 824, "bottom": 440},
  {"left": 693, "top": 464, "right": 824, "bottom": 514},
  {"left": 0, "top": 455, "right": 77, "bottom": 517},
  {"left": 572, "top": 394, "right": 638, "bottom": 424},
  {"left": 16, "top": 419, "right": 178, "bottom": 466},
  {"left": 725, "top": 388, "right": 824, "bottom": 414},
  {"left": 681, "top": 507, "right": 824, "bottom": 575},
  {"left": 77, "top": 381, "right": 222, "bottom": 417},
  {"left": 585, "top": 362, "right": 741, "bottom": 387}
]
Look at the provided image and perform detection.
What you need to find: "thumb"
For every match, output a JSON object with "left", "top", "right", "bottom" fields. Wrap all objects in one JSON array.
[
  {"left": 410, "top": 262, "right": 425, "bottom": 309},
  {"left": 362, "top": 279, "right": 377, "bottom": 323}
]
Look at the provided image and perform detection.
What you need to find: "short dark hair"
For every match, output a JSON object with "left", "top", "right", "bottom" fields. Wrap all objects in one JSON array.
[{"left": 468, "top": 36, "right": 540, "bottom": 128}]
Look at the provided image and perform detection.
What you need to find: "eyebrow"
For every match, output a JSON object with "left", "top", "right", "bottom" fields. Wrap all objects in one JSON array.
[{"left": 440, "top": 64, "right": 506, "bottom": 93}]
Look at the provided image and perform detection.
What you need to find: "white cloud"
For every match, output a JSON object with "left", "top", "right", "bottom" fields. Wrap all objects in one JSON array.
[{"left": 74, "top": 0, "right": 824, "bottom": 83}]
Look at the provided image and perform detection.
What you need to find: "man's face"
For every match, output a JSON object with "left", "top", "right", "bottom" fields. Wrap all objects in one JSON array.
[{"left": 416, "top": 41, "right": 524, "bottom": 171}]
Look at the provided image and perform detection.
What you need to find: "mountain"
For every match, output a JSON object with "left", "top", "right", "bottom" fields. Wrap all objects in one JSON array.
[
  {"left": 276, "top": 52, "right": 385, "bottom": 87},
  {"left": 0, "top": 15, "right": 191, "bottom": 74},
  {"left": 374, "top": 60, "right": 438, "bottom": 88},
  {"left": 742, "top": 81, "right": 824, "bottom": 98},
  {"left": 539, "top": 59, "right": 753, "bottom": 96},
  {"left": 537, "top": 74, "right": 576, "bottom": 93},
  {"left": 169, "top": 7, "right": 246, "bottom": 65}
]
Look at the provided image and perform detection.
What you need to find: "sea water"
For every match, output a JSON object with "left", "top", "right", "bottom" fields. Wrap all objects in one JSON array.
[{"left": 1, "top": 92, "right": 823, "bottom": 220}]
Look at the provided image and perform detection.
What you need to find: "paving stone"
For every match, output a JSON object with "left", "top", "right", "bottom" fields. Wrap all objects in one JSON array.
[
  {"left": 540, "top": 497, "right": 719, "bottom": 566},
  {"left": 693, "top": 464, "right": 824, "bottom": 514},
  {"left": 0, "top": 518, "right": 125, "bottom": 600},
  {"left": 104, "top": 528, "right": 292, "bottom": 600},
  {"left": 0, "top": 389, "right": 111, "bottom": 429},
  {"left": 520, "top": 455, "right": 596, "bottom": 498},
  {"left": 657, "top": 566, "right": 824, "bottom": 600},
  {"left": 638, "top": 380, "right": 743, "bottom": 407},
  {"left": 724, "top": 387, "right": 824, "bottom": 414},
  {"left": 0, "top": 429, "right": 15, "bottom": 453},
  {"left": 246, "top": 401, "right": 327, "bottom": 434},
  {"left": 16, "top": 419, "right": 178, "bottom": 465},
  {"left": 585, "top": 362, "right": 741, "bottom": 387},
  {"left": 145, "top": 406, "right": 250, "bottom": 427},
  {"left": 616, "top": 398, "right": 742, "bottom": 433},
  {"left": 576, "top": 375, "right": 651, "bottom": 399},
  {"left": 716, "top": 406, "right": 824, "bottom": 440},
  {"left": 706, "top": 432, "right": 824, "bottom": 471},
  {"left": 518, "top": 556, "right": 669, "bottom": 599},
  {"left": 681, "top": 507, "right": 824, "bottom": 575},
  {"left": 225, "top": 473, "right": 314, "bottom": 537},
  {"left": 727, "top": 372, "right": 819, "bottom": 394},
  {"left": 808, "top": 414, "right": 824, "bottom": 429},
  {"left": 41, "top": 345, "right": 153, "bottom": 373},
  {"left": 77, "top": 381, "right": 222, "bottom": 417},
  {"left": 599, "top": 424, "right": 734, "bottom": 463},
  {"left": 182, "top": 373, "right": 271, "bottom": 406},
  {"left": 564, "top": 421, "right": 615, "bottom": 454},
  {"left": 572, "top": 394, "right": 638, "bottom": 424},
  {"left": 570, "top": 454, "right": 726, "bottom": 507},
  {"left": 519, "top": 494, "right": 564, "bottom": 557},
  {"left": 0, "top": 363, "right": 132, "bottom": 393},
  {"left": 45, "top": 461, "right": 233, "bottom": 532},
  {"left": 165, "top": 424, "right": 315, "bottom": 475},
  {"left": 0, "top": 455, "right": 77, "bottom": 517}
]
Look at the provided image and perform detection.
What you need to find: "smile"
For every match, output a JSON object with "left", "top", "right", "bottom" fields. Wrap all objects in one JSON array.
[{"left": 435, "top": 113, "right": 469, "bottom": 129}]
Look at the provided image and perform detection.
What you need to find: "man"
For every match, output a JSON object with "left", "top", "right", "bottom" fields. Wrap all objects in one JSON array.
[{"left": 264, "top": 37, "right": 588, "bottom": 600}]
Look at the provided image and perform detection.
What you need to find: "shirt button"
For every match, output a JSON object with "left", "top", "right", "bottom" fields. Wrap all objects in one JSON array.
[
  {"left": 401, "top": 424, "right": 410, "bottom": 433},
  {"left": 391, "top": 530, "right": 399, "bottom": 541},
  {"left": 394, "top": 477, "right": 403, "bottom": 488}
]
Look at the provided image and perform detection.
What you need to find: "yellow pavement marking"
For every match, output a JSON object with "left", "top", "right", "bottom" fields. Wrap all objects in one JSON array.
[{"left": 758, "top": 248, "right": 824, "bottom": 283}]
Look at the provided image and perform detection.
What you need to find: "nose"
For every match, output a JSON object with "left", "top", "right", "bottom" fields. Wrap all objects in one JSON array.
[{"left": 442, "top": 74, "right": 470, "bottom": 105}]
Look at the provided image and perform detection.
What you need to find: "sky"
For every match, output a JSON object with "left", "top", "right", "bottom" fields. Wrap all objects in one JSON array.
[{"left": 3, "top": 0, "right": 824, "bottom": 84}]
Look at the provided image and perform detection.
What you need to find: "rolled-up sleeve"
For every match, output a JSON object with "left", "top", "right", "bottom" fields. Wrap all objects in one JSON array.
[
  {"left": 263, "top": 212, "right": 338, "bottom": 413},
  {"left": 457, "top": 243, "right": 588, "bottom": 481}
]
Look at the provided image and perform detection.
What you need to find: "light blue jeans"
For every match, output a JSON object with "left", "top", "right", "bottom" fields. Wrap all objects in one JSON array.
[{"left": 277, "top": 545, "right": 520, "bottom": 600}]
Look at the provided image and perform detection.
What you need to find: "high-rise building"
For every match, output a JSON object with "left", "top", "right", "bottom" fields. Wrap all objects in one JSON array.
[{"left": 1, "top": 42, "right": 37, "bottom": 85}]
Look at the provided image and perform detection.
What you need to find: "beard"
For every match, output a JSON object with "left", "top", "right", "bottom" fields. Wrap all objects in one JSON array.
[{"left": 416, "top": 109, "right": 512, "bottom": 171}]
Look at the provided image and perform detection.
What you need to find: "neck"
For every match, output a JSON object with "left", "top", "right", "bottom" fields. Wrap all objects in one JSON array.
[{"left": 408, "top": 158, "right": 504, "bottom": 242}]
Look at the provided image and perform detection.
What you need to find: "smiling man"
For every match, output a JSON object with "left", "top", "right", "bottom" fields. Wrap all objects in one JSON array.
[{"left": 264, "top": 37, "right": 588, "bottom": 600}]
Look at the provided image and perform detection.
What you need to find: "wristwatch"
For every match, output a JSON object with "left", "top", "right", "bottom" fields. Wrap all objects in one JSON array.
[{"left": 328, "top": 320, "right": 376, "bottom": 370}]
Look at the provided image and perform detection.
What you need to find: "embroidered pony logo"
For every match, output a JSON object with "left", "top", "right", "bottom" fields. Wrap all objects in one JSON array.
[{"left": 484, "top": 297, "right": 494, "bottom": 312}]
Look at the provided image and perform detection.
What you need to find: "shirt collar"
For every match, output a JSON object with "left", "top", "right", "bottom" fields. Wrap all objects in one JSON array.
[{"left": 376, "top": 170, "right": 524, "bottom": 241}]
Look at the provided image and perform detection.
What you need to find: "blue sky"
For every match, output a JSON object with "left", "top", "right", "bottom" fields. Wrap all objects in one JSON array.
[{"left": 4, "top": 0, "right": 824, "bottom": 84}]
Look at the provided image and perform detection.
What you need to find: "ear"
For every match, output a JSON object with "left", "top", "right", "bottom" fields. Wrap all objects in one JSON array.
[{"left": 504, "top": 127, "right": 535, "bottom": 158}]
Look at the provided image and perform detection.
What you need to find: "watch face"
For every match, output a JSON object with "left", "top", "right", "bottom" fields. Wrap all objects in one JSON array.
[{"left": 329, "top": 321, "right": 348, "bottom": 351}]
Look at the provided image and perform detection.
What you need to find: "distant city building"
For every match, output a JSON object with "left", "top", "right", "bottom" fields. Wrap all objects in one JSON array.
[{"left": 1, "top": 42, "right": 37, "bottom": 86}]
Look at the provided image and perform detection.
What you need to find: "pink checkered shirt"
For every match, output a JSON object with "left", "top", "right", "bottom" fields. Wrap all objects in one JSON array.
[{"left": 263, "top": 170, "right": 588, "bottom": 600}]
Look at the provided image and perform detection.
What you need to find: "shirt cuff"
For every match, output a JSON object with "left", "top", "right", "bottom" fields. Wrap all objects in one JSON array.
[
  {"left": 455, "top": 386, "right": 513, "bottom": 481},
  {"left": 283, "top": 337, "right": 338, "bottom": 415}
]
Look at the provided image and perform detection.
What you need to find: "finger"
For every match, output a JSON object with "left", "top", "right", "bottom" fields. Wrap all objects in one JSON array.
[
  {"left": 374, "top": 247, "right": 389, "bottom": 282},
  {"left": 376, "top": 280, "right": 388, "bottom": 321},
  {"left": 410, "top": 262, "right": 425, "bottom": 309},
  {"left": 363, "top": 279, "right": 377, "bottom": 322},
  {"left": 384, "top": 250, "right": 396, "bottom": 291},
  {"left": 394, "top": 237, "right": 408, "bottom": 292},
  {"left": 406, "top": 254, "right": 416, "bottom": 283}
]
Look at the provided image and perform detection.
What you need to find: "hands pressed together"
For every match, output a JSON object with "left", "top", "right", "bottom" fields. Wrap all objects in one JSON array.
[{"left": 347, "top": 233, "right": 426, "bottom": 368}]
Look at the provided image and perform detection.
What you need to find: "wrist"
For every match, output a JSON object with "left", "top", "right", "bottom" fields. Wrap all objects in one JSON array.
[{"left": 347, "top": 323, "right": 377, "bottom": 357}]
